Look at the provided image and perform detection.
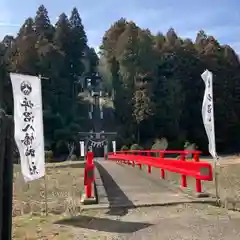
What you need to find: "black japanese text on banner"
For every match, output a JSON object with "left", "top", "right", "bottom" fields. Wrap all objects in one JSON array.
[
  {"left": 10, "top": 73, "right": 45, "bottom": 181},
  {"left": 201, "top": 70, "right": 217, "bottom": 159}
]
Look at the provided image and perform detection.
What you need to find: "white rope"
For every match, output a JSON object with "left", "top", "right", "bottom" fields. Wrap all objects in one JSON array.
[{"left": 89, "top": 139, "right": 107, "bottom": 148}]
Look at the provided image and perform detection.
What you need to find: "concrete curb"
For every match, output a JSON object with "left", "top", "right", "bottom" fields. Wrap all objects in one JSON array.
[
  {"left": 178, "top": 185, "right": 211, "bottom": 198},
  {"left": 81, "top": 198, "right": 217, "bottom": 211},
  {"left": 94, "top": 162, "right": 109, "bottom": 205},
  {"left": 80, "top": 182, "right": 98, "bottom": 205}
]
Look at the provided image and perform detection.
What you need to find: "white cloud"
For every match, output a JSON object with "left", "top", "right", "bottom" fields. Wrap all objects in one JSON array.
[{"left": 0, "top": 22, "right": 20, "bottom": 27}]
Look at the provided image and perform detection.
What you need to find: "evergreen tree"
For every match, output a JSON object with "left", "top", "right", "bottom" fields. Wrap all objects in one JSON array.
[
  {"left": 34, "top": 5, "right": 54, "bottom": 40},
  {"left": 86, "top": 47, "right": 99, "bottom": 73},
  {"left": 69, "top": 7, "right": 87, "bottom": 79},
  {"left": 54, "top": 13, "right": 71, "bottom": 54},
  {"left": 10, "top": 18, "right": 38, "bottom": 75}
]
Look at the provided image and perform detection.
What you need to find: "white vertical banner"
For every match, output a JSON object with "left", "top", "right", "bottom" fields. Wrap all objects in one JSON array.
[
  {"left": 89, "top": 112, "right": 92, "bottom": 119},
  {"left": 112, "top": 141, "right": 116, "bottom": 153},
  {"left": 201, "top": 70, "right": 218, "bottom": 159},
  {"left": 80, "top": 141, "right": 85, "bottom": 157},
  {"left": 104, "top": 144, "right": 108, "bottom": 156},
  {"left": 10, "top": 73, "right": 45, "bottom": 181},
  {"left": 99, "top": 97, "right": 103, "bottom": 120}
]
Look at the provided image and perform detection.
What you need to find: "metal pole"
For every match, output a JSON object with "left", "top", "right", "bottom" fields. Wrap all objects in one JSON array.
[
  {"left": 44, "top": 175, "right": 48, "bottom": 216},
  {"left": 38, "top": 74, "right": 50, "bottom": 215},
  {"left": 214, "top": 159, "right": 220, "bottom": 205}
]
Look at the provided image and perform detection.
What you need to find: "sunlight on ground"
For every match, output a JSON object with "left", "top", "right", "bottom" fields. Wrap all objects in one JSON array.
[{"left": 12, "top": 156, "right": 240, "bottom": 239}]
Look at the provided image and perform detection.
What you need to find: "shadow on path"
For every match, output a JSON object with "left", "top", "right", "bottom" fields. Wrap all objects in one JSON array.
[
  {"left": 55, "top": 215, "right": 152, "bottom": 234},
  {"left": 95, "top": 162, "right": 135, "bottom": 216}
]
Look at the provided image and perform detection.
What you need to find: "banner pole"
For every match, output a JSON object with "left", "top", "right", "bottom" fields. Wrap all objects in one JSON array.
[
  {"left": 214, "top": 159, "right": 220, "bottom": 205},
  {"left": 44, "top": 174, "right": 48, "bottom": 216},
  {"left": 39, "top": 73, "right": 49, "bottom": 215}
]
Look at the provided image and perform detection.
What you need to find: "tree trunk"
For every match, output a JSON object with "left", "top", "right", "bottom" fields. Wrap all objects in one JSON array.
[{"left": 137, "top": 124, "right": 140, "bottom": 144}]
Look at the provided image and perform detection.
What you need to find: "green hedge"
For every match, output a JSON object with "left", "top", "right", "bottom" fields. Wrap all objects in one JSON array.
[
  {"left": 120, "top": 145, "right": 129, "bottom": 151},
  {"left": 130, "top": 144, "right": 143, "bottom": 150}
]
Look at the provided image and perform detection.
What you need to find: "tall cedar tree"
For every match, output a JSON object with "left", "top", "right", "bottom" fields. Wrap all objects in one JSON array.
[
  {"left": 1, "top": 6, "right": 98, "bottom": 155},
  {"left": 101, "top": 20, "right": 240, "bottom": 152}
]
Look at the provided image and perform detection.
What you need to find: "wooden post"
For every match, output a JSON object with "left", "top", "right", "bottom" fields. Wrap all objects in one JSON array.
[
  {"left": 0, "top": 110, "right": 7, "bottom": 239},
  {"left": 2, "top": 115, "right": 13, "bottom": 240},
  {"left": 0, "top": 69, "right": 5, "bottom": 232},
  {"left": 0, "top": 111, "right": 13, "bottom": 240}
]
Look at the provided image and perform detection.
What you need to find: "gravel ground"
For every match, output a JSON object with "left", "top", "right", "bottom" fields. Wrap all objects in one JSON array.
[{"left": 62, "top": 203, "right": 240, "bottom": 240}]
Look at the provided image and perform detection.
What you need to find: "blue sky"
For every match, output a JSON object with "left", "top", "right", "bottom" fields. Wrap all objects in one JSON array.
[{"left": 1, "top": 0, "right": 240, "bottom": 53}]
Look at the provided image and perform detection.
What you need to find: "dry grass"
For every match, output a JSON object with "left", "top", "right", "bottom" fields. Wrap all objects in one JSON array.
[
  {"left": 13, "top": 161, "right": 86, "bottom": 239},
  {"left": 13, "top": 214, "right": 78, "bottom": 240}
]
